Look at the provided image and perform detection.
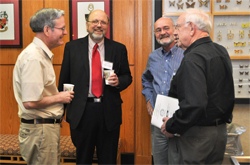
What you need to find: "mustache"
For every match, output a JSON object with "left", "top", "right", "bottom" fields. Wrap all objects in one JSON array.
[
  {"left": 159, "top": 34, "right": 170, "bottom": 39},
  {"left": 94, "top": 27, "right": 103, "bottom": 31}
]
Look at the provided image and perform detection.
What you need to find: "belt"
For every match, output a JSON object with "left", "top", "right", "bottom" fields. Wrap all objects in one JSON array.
[
  {"left": 197, "top": 119, "right": 225, "bottom": 127},
  {"left": 87, "top": 97, "right": 102, "bottom": 103},
  {"left": 21, "top": 118, "right": 62, "bottom": 124}
]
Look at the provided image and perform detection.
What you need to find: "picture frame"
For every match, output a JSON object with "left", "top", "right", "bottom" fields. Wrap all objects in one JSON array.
[
  {"left": 0, "top": 0, "right": 22, "bottom": 48},
  {"left": 69, "top": 0, "right": 112, "bottom": 41}
]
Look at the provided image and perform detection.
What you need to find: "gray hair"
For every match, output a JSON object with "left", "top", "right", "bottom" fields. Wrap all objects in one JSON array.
[
  {"left": 30, "top": 8, "right": 65, "bottom": 32},
  {"left": 184, "top": 9, "right": 212, "bottom": 33}
]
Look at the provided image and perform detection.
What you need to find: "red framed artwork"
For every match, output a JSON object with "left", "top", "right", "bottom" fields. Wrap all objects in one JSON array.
[
  {"left": 69, "top": 0, "right": 112, "bottom": 41},
  {"left": 0, "top": 0, "right": 22, "bottom": 48}
]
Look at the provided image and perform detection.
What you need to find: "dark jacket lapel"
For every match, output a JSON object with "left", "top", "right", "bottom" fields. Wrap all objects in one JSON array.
[
  {"left": 79, "top": 36, "right": 90, "bottom": 78},
  {"left": 104, "top": 37, "right": 113, "bottom": 62}
]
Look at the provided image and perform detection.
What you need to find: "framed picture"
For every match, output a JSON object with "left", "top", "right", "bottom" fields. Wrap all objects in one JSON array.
[
  {"left": 0, "top": 0, "right": 22, "bottom": 48},
  {"left": 69, "top": 0, "right": 112, "bottom": 41}
]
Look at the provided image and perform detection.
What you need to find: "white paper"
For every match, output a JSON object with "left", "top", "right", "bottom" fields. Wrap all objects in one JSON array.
[
  {"left": 103, "top": 61, "right": 113, "bottom": 70},
  {"left": 151, "top": 94, "right": 179, "bottom": 129}
]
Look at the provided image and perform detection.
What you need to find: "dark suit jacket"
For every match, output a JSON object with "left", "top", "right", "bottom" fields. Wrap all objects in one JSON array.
[{"left": 58, "top": 36, "right": 132, "bottom": 131}]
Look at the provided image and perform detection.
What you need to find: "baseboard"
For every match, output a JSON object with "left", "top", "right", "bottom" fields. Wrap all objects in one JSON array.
[
  {"left": 121, "top": 153, "right": 154, "bottom": 165},
  {"left": 121, "top": 153, "right": 134, "bottom": 164}
]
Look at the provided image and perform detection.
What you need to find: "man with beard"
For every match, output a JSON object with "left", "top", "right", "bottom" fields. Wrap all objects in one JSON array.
[
  {"left": 58, "top": 10, "right": 132, "bottom": 164},
  {"left": 141, "top": 17, "right": 184, "bottom": 165}
]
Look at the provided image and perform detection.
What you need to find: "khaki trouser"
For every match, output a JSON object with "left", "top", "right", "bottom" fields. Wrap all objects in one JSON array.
[{"left": 19, "top": 122, "right": 61, "bottom": 165}]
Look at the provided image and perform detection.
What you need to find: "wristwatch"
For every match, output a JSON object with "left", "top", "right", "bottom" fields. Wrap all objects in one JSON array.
[{"left": 174, "top": 133, "right": 180, "bottom": 137}]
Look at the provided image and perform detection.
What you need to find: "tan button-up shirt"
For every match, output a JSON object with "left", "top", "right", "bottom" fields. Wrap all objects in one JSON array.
[{"left": 13, "top": 37, "right": 63, "bottom": 119}]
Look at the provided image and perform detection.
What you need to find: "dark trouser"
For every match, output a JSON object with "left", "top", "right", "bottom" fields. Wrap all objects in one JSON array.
[
  {"left": 168, "top": 123, "right": 227, "bottom": 165},
  {"left": 70, "top": 102, "right": 120, "bottom": 165}
]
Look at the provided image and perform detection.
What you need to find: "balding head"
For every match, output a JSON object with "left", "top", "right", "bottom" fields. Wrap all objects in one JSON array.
[
  {"left": 154, "top": 17, "right": 175, "bottom": 50},
  {"left": 154, "top": 17, "right": 174, "bottom": 30},
  {"left": 87, "top": 9, "right": 109, "bottom": 23}
]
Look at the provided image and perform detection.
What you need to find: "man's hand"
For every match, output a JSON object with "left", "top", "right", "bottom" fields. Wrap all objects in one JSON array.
[
  {"left": 107, "top": 73, "right": 120, "bottom": 87},
  {"left": 161, "top": 117, "right": 174, "bottom": 138},
  {"left": 58, "top": 91, "right": 74, "bottom": 104},
  {"left": 23, "top": 91, "right": 74, "bottom": 110},
  {"left": 146, "top": 100, "right": 154, "bottom": 116}
]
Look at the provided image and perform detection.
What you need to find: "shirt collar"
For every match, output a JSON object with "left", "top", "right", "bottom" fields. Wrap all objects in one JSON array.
[
  {"left": 88, "top": 35, "right": 104, "bottom": 51},
  {"left": 33, "top": 37, "right": 54, "bottom": 59},
  {"left": 161, "top": 44, "right": 178, "bottom": 56},
  {"left": 184, "top": 36, "right": 212, "bottom": 55}
]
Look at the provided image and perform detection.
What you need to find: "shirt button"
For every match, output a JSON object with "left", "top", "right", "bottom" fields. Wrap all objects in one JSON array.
[
  {"left": 166, "top": 60, "right": 168, "bottom": 62},
  {"left": 165, "top": 71, "right": 167, "bottom": 73},
  {"left": 162, "top": 92, "right": 164, "bottom": 94},
  {"left": 164, "top": 81, "right": 166, "bottom": 83}
]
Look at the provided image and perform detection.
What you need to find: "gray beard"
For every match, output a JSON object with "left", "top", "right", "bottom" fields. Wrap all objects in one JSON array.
[
  {"left": 90, "top": 32, "right": 105, "bottom": 41},
  {"left": 157, "top": 38, "right": 174, "bottom": 47}
]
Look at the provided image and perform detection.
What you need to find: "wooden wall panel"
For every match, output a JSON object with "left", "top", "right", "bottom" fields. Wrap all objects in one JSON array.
[
  {"left": 120, "top": 66, "right": 135, "bottom": 153},
  {"left": 134, "top": 0, "right": 152, "bottom": 164},
  {"left": 0, "top": 65, "right": 19, "bottom": 134},
  {"left": 112, "top": 0, "right": 135, "bottom": 65},
  {"left": 112, "top": 0, "right": 135, "bottom": 154}
]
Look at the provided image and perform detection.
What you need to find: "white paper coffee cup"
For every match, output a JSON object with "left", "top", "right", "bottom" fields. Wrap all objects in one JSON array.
[
  {"left": 104, "top": 70, "right": 114, "bottom": 85},
  {"left": 63, "top": 84, "right": 74, "bottom": 91}
]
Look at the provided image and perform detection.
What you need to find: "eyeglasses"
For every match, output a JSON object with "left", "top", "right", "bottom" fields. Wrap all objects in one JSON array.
[
  {"left": 174, "top": 21, "right": 190, "bottom": 30},
  {"left": 54, "top": 26, "right": 66, "bottom": 32},
  {"left": 154, "top": 26, "right": 170, "bottom": 34},
  {"left": 88, "top": 20, "right": 108, "bottom": 26}
]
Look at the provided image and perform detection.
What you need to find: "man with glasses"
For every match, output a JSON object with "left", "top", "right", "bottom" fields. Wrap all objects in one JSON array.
[
  {"left": 13, "top": 8, "right": 74, "bottom": 165},
  {"left": 58, "top": 9, "right": 132, "bottom": 164},
  {"left": 161, "top": 9, "right": 234, "bottom": 164},
  {"left": 141, "top": 17, "right": 184, "bottom": 165}
]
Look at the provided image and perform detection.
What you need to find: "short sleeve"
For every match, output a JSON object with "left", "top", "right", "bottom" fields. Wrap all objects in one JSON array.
[{"left": 21, "top": 59, "right": 44, "bottom": 102}]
